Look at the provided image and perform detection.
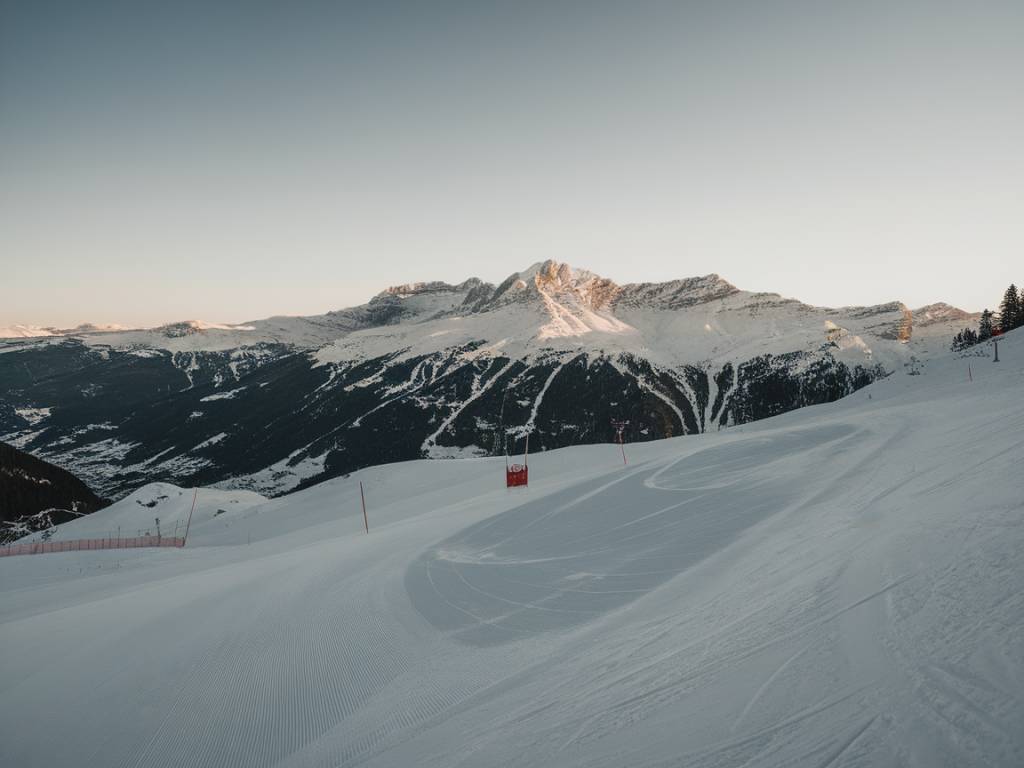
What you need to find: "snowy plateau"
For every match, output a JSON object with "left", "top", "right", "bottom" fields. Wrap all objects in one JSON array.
[
  {"left": 0, "top": 324, "right": 1021, "bottom": 767},
  {"left": 0, "top": 262, "right": 976, "bottom": 499}
]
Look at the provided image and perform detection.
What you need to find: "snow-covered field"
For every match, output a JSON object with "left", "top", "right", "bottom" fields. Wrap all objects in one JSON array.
[{"left": 1, "top": 333, "right": 1021, "bottom": 767}]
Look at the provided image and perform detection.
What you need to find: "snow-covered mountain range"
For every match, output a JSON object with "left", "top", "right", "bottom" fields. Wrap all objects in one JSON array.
[{"left": 0, "top": 262, "right": 975, "bottom": 498}]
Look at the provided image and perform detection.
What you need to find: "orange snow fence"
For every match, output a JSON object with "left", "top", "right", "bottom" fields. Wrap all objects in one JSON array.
[
  {"left": 506, "top": 464, "right": 529, "bottom": 488},
  {"left": 0, "top": 536, "right": 185, "bottom": 558}
]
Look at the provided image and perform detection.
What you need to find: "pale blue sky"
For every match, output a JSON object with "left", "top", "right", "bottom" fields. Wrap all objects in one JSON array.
[{"left": 2, "top": 1, "right": 1021, "bottom": 327}]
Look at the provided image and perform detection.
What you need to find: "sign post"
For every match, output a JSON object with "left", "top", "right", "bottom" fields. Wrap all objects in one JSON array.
[
  {"left": 505, "top": 432, "right": 530, "bottom": 487},
  {"left": 183, "top": 488, "right": 198, "bottom": 546},
  {"left": 611, "top": 419, "right": 630, "bottom": 465},
  {"left": 360, "top": 481, "right": 369, "bottom": 534}
]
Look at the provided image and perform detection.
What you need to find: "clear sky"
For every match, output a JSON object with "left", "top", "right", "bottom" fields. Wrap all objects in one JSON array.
[{"left": 2, "top": 0, "right": 1021, "bottom": 327}]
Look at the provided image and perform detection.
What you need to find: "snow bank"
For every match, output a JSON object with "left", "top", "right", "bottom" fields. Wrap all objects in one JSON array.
[{"left": 0, "top": 331, "right": 1021, "bottom": 767}]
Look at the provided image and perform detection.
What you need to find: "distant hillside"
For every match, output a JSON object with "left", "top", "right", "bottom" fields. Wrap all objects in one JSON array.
[{"left": 0, "top": 442, "right": 109, "bottom": 543}]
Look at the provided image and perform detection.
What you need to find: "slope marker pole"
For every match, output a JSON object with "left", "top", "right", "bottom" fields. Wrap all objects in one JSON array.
[
  {"left": 183, "top": 488, "right": 198, "bottom": 546},
  {"left": 612, "top": 419, "right": 629, "bottom": 465},
  {"left": 524, "top": 432, "right": 530, "bottom": 486},
  {"left": 360, "top": 481, "right": 369, "bottom": 534}
]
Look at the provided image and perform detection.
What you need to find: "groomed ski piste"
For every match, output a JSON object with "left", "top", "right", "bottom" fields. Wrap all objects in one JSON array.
[{"left": 1, "top": 332, "right": 1021, "bottom": 768}]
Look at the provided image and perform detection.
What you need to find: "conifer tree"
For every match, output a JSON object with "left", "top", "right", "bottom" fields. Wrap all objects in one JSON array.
[
  {"left": 951, "top": 327, "right": 980, "bottom": 351},
  {"left": 998, "top": 284, "right": 1021, "bottom": 331},
  {"left": 978, "top": 309, "right": 995, "bottom": 341}
]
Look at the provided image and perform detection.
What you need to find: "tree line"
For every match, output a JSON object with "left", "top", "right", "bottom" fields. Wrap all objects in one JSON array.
[{"left": 951, "top": 284, "right": 1023, "bottom": 351}]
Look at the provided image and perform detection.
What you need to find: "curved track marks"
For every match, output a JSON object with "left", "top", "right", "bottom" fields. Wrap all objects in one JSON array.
[{"left": 407, "top": 424, "right": 859, "bottom": 645}]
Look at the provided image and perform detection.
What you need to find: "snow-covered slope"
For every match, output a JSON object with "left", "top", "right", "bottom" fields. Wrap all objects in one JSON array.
[
  {"left": 0, "top": 442, "right": 109, "bottom": 543},
  {"left": 1, "top": 330, "right": 1020, "bottom": 767},
  {"left": 0, "top": 263, "right": 979, "bottom": 497},
  {"left": 0, "top": 325, "right": 60, "bottom": 339},
  {"left": 0, "top": 323, "right": 131, "bottom": 339},
  {"left": 13, "top": 481, "right": 267, "bottom": 541}
]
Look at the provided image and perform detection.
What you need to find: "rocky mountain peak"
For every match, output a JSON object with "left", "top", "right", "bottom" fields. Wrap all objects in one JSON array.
[
  {"left": 484, "top": 261, "right": 620, "bottom": 311},
  {"left": 912, "top": 302, "right": 977, "bottom": 327},
  {"left": 156, "top": 320, "right": 255, "bottom": 337},
  {"left": 381, "top": 280, "right": 462, "bottom": 299},
  {"left": 615, "top": 273, "right": 739, "bottom": 310}
]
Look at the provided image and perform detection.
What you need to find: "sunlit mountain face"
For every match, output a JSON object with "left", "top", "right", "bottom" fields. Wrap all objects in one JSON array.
[{"left": 0, "top": 262, "right": 973, "bottom": 498}]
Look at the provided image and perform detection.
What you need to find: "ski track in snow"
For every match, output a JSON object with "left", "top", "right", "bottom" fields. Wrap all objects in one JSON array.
[
  {"left": 713, "top": 361, "right": 740, "bottom": 428},
  {"left": 523, "top": 359, "right": 565, "bottom": 435},
  {"left": 173, "top": 351, "right": 200, "bottom": 390},
  {"left": 1, "top": 331, "right": 1022, "bottom": 767},
  {"left": 609, "top": 358, "right": 689, "bottom": 434},
  {"left": 421, "top": 359, "right": 517, "bottom": 453},
  {"left": 672, "top": 368, "right": 703, "bottom": 429}
]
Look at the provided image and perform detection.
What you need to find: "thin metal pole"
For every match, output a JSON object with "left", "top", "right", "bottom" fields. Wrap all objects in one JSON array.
[
  {"left": 183, "top": 488, "right": 198, "bottom": 546},
  {"left": 612, "top": 420, "right": 629, "bottom": 465},
  {"left": 360, "top": 481, "right": 369, "bottom": 533}
]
